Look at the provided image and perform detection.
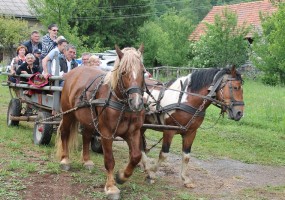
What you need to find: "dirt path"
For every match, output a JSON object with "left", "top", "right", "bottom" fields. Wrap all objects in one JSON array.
[
  {"left": 15, "top": 142, "right": 285, "bottom": 199},
  {"left": 156, "top": 153, "right": 285, "bottom": 199}
]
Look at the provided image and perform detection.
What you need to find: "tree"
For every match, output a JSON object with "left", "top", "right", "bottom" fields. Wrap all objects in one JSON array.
[
  {"left": 138, "top": 11, "right": 193, "bottom": 67},
  {"left": 153, "top": 0, "right": 212, "bottom": 25},
  {"left": 184, "top": 0, "right": 212, "bottom": 25},
  {"left": 138, "top": 21, "right": 172, "bottom": 67},
  {"left": 211, "top": 0, "right": 257, "bottom": 5},
  {"left": 29, "top": 0, "right": 153, "bottom": 51},
  {"left": 251, "top": 3, "right": 285, "bottom": 85},
  {"left": 189, "top": 9, "right": 250, "bottom": 68},
  {"left": 159, "top": 12, "right": 194, "bottom": 66},
  {"left": 154, "top": 0, "right": 190, "bottom": 17},
  {"left": 75, "top": 0, "right": 154, "bottom": 48},
  {"left": 0, "top": 16, "right": 30, "bottom": 61},
  {"left": 28, "top": 0, "right": 86, "bottom": 51}
]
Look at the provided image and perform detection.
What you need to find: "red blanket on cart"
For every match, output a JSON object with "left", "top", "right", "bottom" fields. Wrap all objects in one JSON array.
[{"left": 27, "top": 72, "right": 49, "bottom": 88}]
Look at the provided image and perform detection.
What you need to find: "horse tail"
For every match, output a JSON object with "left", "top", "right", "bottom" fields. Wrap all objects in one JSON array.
[
  {"left": 55, "top": 120, "right": 63, "bottom": 160},
  {"left": 55, "top": 119, "right": 79, "bottom": 160},
  {"left": 68, "top": 121, "right": 79, "bottom": 155}
]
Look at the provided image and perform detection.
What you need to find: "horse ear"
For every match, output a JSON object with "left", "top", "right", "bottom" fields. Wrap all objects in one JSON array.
[
  {"left": 231, "top": 65, "right": 236, "bottom": 77},
  {"left": 115, "top": 44, "right": 124, "bottom": 60},
  {"left": 138, "top": 43, "right": 144, "bottom": 54}
]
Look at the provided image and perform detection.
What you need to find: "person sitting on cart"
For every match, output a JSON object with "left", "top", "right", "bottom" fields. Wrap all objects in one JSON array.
[
  {"left": 88, "top": 55, "right": 101, "bottom": 69},
  {"left": 33, "top": 49, "right": 42, "bottom": 72},
  {"left": 9, "top": 45, "right": 28, "bottom": 83},
  {"left": 16, "top": 53, "right": 41, "bottom": 96},
  {"left": 59, "top": 45, "right": 78, "bottom": 75},
  {"left": 42, "top": 37, "right": 68, "bottom": 79},
  {"left": 16, "top": 54, "right": 40, "bottom": 81},
  {"left": 57, "top": 44, "right": 78, "bottom": 86}
]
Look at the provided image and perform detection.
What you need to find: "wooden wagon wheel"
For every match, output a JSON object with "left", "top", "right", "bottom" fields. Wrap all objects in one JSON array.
[
  {"left": 7, "top": 98, "right": 22, "bottom": 126},
  {"left": 91, "top": 134, "right": 103, "bottom": 153},
  {"left": 33, "top": 111, "right": 53, "bottom": 145}
]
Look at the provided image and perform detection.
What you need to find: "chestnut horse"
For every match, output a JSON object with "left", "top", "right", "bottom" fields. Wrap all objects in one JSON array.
[
  {"left": 56, "top": 45, "right": 145, "bottom": 199},
  {"left": 141, "top": 66, "right": 244, "bottom": 187}
]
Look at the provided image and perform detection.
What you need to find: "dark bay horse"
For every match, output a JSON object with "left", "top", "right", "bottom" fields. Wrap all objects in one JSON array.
[
  {"left": 141, "top": 66, "right": 244, "bottom": 187},
  {"left": 56, "top": 45, "right": 145, "bottom": 199}
]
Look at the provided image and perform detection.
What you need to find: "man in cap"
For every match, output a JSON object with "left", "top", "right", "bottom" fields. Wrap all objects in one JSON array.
[{"left": 33, "top": 49, "right": 42, "bottom": 71}]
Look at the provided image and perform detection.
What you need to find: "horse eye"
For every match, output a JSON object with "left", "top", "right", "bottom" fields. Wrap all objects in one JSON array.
[{"left": 233, "top": 86, "right": 239, "bottom": 90}]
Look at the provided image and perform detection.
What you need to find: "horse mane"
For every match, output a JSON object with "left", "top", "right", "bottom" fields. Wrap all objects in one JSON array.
[
  {"left": 189, "top": 67, "right": 242, "bottom": 92},
  {"left": 104, "top": 47, "right": 142, "bottom": 89}
]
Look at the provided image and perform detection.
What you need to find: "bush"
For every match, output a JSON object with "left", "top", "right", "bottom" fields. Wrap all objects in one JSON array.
[{"left": 261, "top": 73, "right": 279, "bottom": 86}]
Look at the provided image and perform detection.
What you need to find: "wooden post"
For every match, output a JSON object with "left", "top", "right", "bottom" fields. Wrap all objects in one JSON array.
[{"left": 53, "top": 52, "right": 61, "bottom": 113}]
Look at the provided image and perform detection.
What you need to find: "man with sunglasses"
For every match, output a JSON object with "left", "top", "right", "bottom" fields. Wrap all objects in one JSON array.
[{"left": 41, "top": 24, "right": 59, "bottom": 59}]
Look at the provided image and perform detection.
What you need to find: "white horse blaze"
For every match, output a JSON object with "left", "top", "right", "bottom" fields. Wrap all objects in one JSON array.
[
  {"left": 133, "top": 93, "right": 141, "bottom": 107},
  {"left": 132, "top": 71, "right": 138, "bottom": 79}
]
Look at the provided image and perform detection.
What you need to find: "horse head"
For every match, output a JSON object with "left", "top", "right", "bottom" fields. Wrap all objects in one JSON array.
[
  {"left": 112, "top": 44, "right": 145, "bottom": 112},
  {"left": 215, "top": 65, "right": 244, "bottom": 121}
]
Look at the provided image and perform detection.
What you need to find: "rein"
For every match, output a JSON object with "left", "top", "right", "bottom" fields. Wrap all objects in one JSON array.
[{"left": 145, "top": 82, "right": 227, "bottom": 110}]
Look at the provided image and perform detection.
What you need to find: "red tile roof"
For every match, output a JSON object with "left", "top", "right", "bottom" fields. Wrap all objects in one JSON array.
[{"left": 189, "top": 0, "right": 277, "bottom": 41}]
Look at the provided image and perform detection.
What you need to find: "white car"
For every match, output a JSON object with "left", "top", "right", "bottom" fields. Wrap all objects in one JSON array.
[
  {"left": 100, "top": 58, "right": 116, "bottom": 71},
  {"left": 76, "top": 51, "right": 117, "bottom": 71},
  {"left": 76, "top": 51, "right": 152, "bottom": 77}
]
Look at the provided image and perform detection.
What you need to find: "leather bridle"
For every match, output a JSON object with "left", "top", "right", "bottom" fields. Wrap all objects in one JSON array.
[{"left": 207, "top": 74, "right": 244, "bottom": 114}]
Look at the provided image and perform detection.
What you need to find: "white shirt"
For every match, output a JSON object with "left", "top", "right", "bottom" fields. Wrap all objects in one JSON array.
[{"left": 66, "top": 59, "right": 71, "bottom": 72}]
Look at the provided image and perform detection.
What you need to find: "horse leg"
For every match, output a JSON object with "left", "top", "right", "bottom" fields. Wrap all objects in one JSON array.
[
  {"left": 56, "top": 114, "right": 75, "bottom": 171},
  {"left": 101, "top": 138, "right": 120, "bottom": 200},
  {"left": 138, "top": 128, "right": 148, "bottom": 170},
  {"left": 81, "top": 128, "right": 94, "bottom": 170},
  {"left": 116, "top": 130, "right": 142, "bottom": 184},
  {"left": 145, "top": 130, "right": 175, "bottom": 183},
  {"left": 180, "top": 130, "right": 197, "bottom": 188},
  {"left": 155, "top": 131, "right": 175, "bottom": 170},
  {"left": 140, "top": 129, "right": 157, "bottom": 183}
]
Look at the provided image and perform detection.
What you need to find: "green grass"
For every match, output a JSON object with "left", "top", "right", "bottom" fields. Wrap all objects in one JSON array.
[{"left": 239, "top": 185, "right": 285, "bottom": 199}]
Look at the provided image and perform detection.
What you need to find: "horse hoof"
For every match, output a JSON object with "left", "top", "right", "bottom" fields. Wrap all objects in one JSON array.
[
  {"left": 84, "top": 164, "right": 94, "bottom": 171},
  {"left": 115, "top": 171, "right": 126, "bottom": 185},
  {"left": 145, "top": 175, "right": 155, "bottom": 184},
  {"left": 107, "top": 193, "right": 120, "bottom": 200},
  {"left": 105, "top": 186, "right": 120, "bottom": 200},
  {"left": 184, "top": 183, "right": 195, "bottom": 188},
  {"left": 60, "top": 164, "right": 70, "bottom": 171},
  {"left": 83, "top": 160, "right": 95, "bottom": 170}
]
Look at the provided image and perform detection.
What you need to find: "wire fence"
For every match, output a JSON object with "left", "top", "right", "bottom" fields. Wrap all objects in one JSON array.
[{"left": 147, "top": 65, "right": 261, "bottom": 81}]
